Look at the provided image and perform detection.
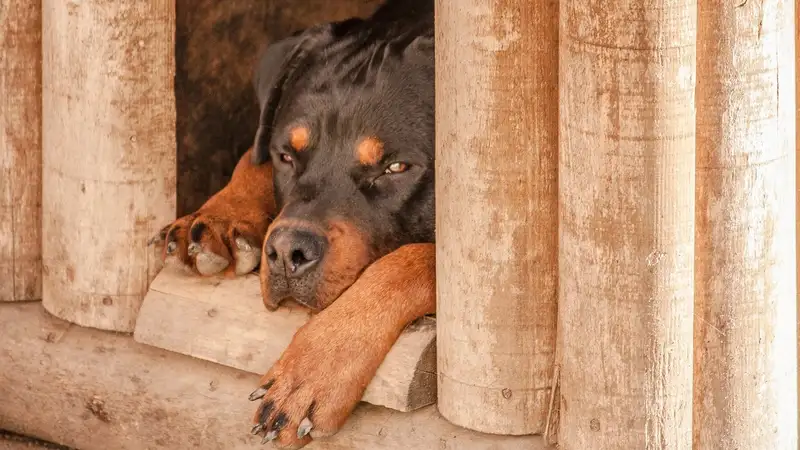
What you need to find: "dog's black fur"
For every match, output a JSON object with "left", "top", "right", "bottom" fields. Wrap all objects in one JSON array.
[
  {"left": 253, "top": 0, "right": 435, "bottom": 310},
  {"left": 156, "top": 1, "right": 437, "bottom": 447}
]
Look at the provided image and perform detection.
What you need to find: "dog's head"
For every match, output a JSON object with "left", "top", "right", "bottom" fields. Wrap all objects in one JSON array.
[{"left": 252, "top": 17, "right": 435, "bottom": 311}]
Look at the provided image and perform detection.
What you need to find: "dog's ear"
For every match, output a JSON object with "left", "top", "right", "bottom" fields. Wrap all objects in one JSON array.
[
  {"left": 250, "top": 32, "right": 307, "bottom": 165},
  {"left": 250, "top": 26, "right": 336, "bottom": 165}
]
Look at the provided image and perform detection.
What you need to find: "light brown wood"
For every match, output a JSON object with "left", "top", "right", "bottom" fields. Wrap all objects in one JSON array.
[
  {"left": 41, "top": 1, "right": 177, "bottom": 331},
  {"left": 0, "top": 302, "right": 552, "bottom": 450},
  {"left": 796, "top": 0, "right": 800, "bottom": 441},
  {"left": 132, "top": 266, "right": 437, "bottom": 412},
  {"left": 434, "top": 0, "right": 559, "bottom": 436},
  {"left": 694, "top": 1, "right": 798, "bottom": 448},
  {"left": 557, "top": 1, "right": 696, "bottom": 448},
  {"left": 0, "top": 0, "right": 42, "bottom": 302}
]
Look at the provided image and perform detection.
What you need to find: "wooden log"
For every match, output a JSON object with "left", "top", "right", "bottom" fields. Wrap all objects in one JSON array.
[
  {"left": 41, "top": 1, "right": 176, "bottom": 331},
  {"left": 557, "top": 1, "right": 696, "bottom": 449},
  {"left": 434, "top": 0, "right": 559, "bottom": 436},
  {"left": 0, "top": 0, "right": 42, "bottom": 302},
  {"left": 0, "top": 302, "right": 552, "bottom": 450},
  {"left": 694, "top": 1, "right": 798, "bottom": 449},
  {"left": 132, "top": 266, "right": 437, "bottom": 412}
]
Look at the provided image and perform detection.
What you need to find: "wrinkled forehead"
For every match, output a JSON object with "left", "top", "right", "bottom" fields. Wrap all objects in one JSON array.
[{"left": 273, "top": 81, "right": 433, "bottom": 157}]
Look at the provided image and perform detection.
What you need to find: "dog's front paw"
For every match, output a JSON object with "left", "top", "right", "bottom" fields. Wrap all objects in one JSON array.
[
  {"left": 151, "top": 209, "right": 268, "bottom": 277},
  {"left": 248, "top": 316, "right": 382, "bottom": 448},
  {"left": 150, "top": 149, "right": 276, "bottom": 277}
]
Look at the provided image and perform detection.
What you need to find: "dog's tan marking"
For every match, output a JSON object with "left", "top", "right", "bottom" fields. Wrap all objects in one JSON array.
[
  {"left": 289, "top": 126, "right": 310, "bottom": 152},
  {"left": 356, "top": 137, "right": 384, "bottom": 165}
]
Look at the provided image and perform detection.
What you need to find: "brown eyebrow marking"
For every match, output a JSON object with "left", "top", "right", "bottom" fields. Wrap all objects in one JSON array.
[
  {"left": 289, "top": 126, "right": 310, "bottom": 151},
  {"left": 355, "top": 137, "right": 384, "bottom": 166}
]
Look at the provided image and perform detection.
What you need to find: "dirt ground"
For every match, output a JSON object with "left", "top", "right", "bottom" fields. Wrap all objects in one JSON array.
[{"left": 0, "top": 431, "right": 73, "bottom": 450}]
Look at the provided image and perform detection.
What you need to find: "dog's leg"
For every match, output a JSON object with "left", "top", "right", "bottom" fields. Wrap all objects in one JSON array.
[
  {"left": 151, "top": 148, "right": 277, "bottom": 277},
  {"left": 249, "top": 243, "right": 436, "bottom": 449}
]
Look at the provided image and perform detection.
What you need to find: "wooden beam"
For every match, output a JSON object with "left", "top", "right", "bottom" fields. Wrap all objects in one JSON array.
[
  {"left": 694, "top": 1, "right": 798, "bottom": 448},
  {"left": 0, "top": 302, "right": 551, "bottom": 450},
  {"left": 132, "top": 266, "right": 437, "bottom": 412},
  {"left": 434, "top": 0, "right": 560, "bottom": 436},
  {"left": 0, "top": 0, "right": 42, "bottom": 302},
  {"left": 557, "top": 0, "right": 697, "bottom": 448},
  {"left": 40, "top": 0, "right": 177, "bottom": 331},
  {"left": 796, "top": 0, "right": 800, "bottom": 442}
]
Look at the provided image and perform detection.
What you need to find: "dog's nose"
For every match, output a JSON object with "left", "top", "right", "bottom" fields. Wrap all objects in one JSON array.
[{"left": 265, "top": 228, "right": 327, "bottom": 278}]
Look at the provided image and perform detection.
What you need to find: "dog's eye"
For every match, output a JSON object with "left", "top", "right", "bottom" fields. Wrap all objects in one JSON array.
[
  {"left": 279, "top": 153, "right": 294, "bottom": 164},
  {"left": 384, "top": 162, "right": 408, "bottom": 174}
]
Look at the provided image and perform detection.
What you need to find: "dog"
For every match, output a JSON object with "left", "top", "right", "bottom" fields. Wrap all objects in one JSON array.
[{"left": 154, "top": 0, "right": 435, "bottom": 447}]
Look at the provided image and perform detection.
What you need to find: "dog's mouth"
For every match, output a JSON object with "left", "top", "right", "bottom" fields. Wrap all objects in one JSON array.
[{"left": 263, "top": 272, "right": 322, "bottom": 311}]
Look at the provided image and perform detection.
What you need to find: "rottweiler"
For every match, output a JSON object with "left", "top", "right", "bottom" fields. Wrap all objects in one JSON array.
[{"left": 154, "top": 0, "right": 435, "bottom": 447}]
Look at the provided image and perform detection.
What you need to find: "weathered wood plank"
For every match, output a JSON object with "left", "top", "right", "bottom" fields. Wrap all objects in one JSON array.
[
  {"left": 693, "top": 1, "right": 798, "bottom": 448},
  {"left": 558, "top": 1, "right": 697, "bottom": 448},
  {"left": 133, "top": 266, "right": 437, "bottom": 412},
  {"left": 0, "top": 302, "right": 550, "bottom": 450},
  {"left": 435, "top": 0, "right": 559, "bottom": 436},
  {"left": 0, "top": 0, "right": 42, "bottom": 302},
  {"left": 41, "top": 0, "right": 176, "bottom": 331}
]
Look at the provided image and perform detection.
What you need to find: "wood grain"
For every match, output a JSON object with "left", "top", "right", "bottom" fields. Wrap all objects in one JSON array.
[
  {"left": 434, "top": 0, "right": 559, "bottom": 436},
  {"left": 0, "top": 0, "right": 42, "bottom": 302},
  {"left": 796, "top": 1, "right": 800, "bottom": 443},
  {"left": 694, "top": 1, "right": 798, "bottom": 448},
  {"left": 557, "top": 0, "right": 697, "bottom": 448},
  {"left": 0, "top": 302, "right": 551, "bottom": 450},
  {"left": 133, "top": 266, "right": 437, "bottom": 412},
  {"left": 41, "top": 0, "right": 176, "bottom": 331}
]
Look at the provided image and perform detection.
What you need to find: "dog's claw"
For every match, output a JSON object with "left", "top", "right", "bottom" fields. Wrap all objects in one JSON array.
[
  {"left": 261, "top": 431, "right": 277, "bottom": 444},
  {"left": 166, "top": 241, "right": 177, "bottom": 254},
  {"left": 235, "top": 237, "right": 252, "bottom": 251},
  {"left": 297, "top": 417, "right": 313, "bottom": 439},
  {"left": 187, "top": 242, "right": 201, "bottom": 256},
  {"left": 234, "top": 236, "right": 260, "bottom": 275},
  {"left": 249, "top": 385, "right": 269, "bottom": 401},
  {"left": 251, "top": 423, "right": 264, "bottom": 435}
]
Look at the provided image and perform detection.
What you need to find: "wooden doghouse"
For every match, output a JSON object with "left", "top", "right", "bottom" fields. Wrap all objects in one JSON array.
[{"left": 1, "top": 0, "right": 799, "bottom": 449}]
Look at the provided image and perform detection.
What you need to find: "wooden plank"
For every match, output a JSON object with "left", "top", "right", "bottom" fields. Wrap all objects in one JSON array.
[
  {"left": 694, "top": 1, "right": 798, "bottom": 448},
  {"left": 0, "top": 0, "right": 42, "bottom": 302},
  {"left": 796, "top": 0, "right": 800, "bottom": 441},
  {"left": 40, "top": 0, "right": 176, "bottom": 331},
  {"left": 434, "top": 0, "right": 559, "bottom": 436},
  {"left": 557, "top": 0, "right": 697, "bottom": 449},
  {"left": 0, "top": 302, "right": 551, "bottom": 450},
  {"left": 133, "top": 266, "right": 436, "bottom": 412}
]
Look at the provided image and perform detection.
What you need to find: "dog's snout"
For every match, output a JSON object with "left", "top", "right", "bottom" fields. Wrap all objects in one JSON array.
[{"left": 265, "top": 227, "right": 327, "bottom": 278}]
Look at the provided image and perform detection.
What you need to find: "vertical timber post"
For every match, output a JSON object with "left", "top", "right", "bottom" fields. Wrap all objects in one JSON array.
[
  {"left": 557, "top": 0, "right": 696, "bottom": 448},
  {"left": 796, "top": 0, "right": 800, "bottom": 442},
  {"left": 0, "top": 0, "right": 42, "bottom": 302},
  {"left": 435, "top": 0, "right": 559, "bottom": 435},
  {"left": 694, "top": 0, "right": 798, "bottom": 448},
  {"left": 41, "top": 1, "right": 177, "bottom": 332}
]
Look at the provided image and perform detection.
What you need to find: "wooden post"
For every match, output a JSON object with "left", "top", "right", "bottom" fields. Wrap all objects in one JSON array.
[
  {"left": 557, "top": 1, "right": 696, "bottom": 448},
  {"left": 794, "top": 0, "right": 800, "bottom": 438},
  {"left": 41, "top": 1, "right": 176, "bottom": 332},
  {"left": 694, "top": 0, "right": 798, "bottom": 448},
  {"left": 796, "top": 2, "right": 800, "bottom": 444},
  {"left": 0, "top": 1, "right": 42, "bottom": 302},
  {"left": 435, "top": 0, "right": 559, "bottom": 435}
]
